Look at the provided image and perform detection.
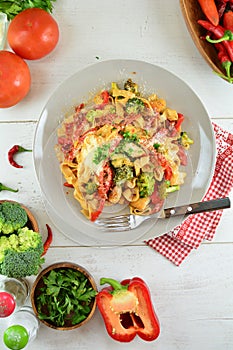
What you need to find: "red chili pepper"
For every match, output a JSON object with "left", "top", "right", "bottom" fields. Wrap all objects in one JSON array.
[
  {"left": 197, "top": 0, "right": 219, "bottom": 26},
  {"left": 96, "top": 277, "right": 160, "bottom": 342},
  {"left": 8, "top": 145, "right": 32, "bottom": 168},
  {"left": 214, "top": 42, "right": 232, "bottom": 81},
  {"left": 217, "top": 2, "right": 227, "bottom": 19},
  {"left": 223, "top": 10, "right": 233, "bottom": 31},
  {"left": 42, "top": 224, "right": 53, "bottom": 256},
  {"left": 198, "top": 20, "right": 233, "bottom": 61}
]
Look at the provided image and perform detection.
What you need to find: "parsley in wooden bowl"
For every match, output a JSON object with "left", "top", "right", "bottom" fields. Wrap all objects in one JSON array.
[{"left": 31, "top": 262, "right": 97, "bottom": 330}]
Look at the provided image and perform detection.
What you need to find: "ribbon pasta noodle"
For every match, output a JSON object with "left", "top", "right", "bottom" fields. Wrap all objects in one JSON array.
[{"left": 55, "top": 79, "right": 193, "bottom": 222}]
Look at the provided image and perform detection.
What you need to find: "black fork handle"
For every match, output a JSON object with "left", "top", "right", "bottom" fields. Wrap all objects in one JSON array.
[{"left": 163, "top": 197, "right": 231, "bottom": 218}]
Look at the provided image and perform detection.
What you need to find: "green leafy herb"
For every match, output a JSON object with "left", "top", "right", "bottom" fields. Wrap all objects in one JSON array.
[
  {"left": 153, "top": 143, "right": 160, "bottom": 150},
  {"left": 36, "top": 268, "right": 97, "bottom": 327},
  {"left": 93, "top": 143, "right": 110, "bottom": 164},
  {"left": 0, "top": 0, "right": 57, "bottom": 20},
  {"left": 121, "top": 130, "right": 138, "bottom": 142}
]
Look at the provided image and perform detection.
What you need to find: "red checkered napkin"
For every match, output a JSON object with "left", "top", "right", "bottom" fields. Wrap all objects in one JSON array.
[{"left": 145, "top": 123, "right": 233, "bottom": 266}]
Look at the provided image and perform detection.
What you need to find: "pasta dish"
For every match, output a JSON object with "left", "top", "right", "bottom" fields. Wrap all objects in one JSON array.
[{"left": 55, "top": 79, "right": 193, "bottom": 221}]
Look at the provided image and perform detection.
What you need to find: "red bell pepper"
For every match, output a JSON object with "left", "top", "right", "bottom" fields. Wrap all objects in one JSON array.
[
  {"left": 90, "top": 199, "right": 105, "bottom": 221},
  {"left": 157, "top": 153, "right": 173, "bottom": 181},
  {"left": 96, "top": 277, "right": 160, "bottom": 342},
  {"left": 175, "top": 113, "right": 184, "bottom": 131}
]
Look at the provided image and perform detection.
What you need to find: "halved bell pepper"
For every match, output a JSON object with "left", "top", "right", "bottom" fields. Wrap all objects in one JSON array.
[{"left": 96, "top": 277, "right": 160, "bottom": 342}]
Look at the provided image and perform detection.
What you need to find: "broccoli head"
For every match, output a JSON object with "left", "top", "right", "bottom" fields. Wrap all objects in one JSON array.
[
  {"left": 0, "top": 227, "right": 44, "bottom": 278},
  {"left": 137, "top": 172, "right": 155, "bottom": 198},
  {"left": 125, "top": 97, "right": 145, "bottom": 114},
  {"left": 0, "top": 201, "right": 28, "bottom": 234}
]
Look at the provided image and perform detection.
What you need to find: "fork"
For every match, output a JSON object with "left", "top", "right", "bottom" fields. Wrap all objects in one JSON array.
[{"left": 94, "top": 197, "right": 231, "bottom": 231}]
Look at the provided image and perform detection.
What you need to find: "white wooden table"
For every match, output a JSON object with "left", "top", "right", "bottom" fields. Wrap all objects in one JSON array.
[{"left": 0, "top": 1, "right": 233, "bottom": 349}]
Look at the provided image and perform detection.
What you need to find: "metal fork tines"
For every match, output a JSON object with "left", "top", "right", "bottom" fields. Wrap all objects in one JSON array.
[
  {"left": 95, "top": 214, "right": 151, "bottom": 231},
  {"left": 94, "top": 197, "right": 231, "bottom": 232}
]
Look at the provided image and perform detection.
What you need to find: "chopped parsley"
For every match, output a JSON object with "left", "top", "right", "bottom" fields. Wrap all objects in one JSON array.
[
  {"left": 121, "top": 130, "right": 139, "bottom": 142},
  {"left": 93, "top": 143, "right": 110, "bottom": 164},
  {"left": 153, "top": 143, "right": 160, "bottom": 150}
]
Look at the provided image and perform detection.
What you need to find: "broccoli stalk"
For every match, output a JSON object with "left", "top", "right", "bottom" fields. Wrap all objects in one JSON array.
[
  {"left": 0, "top": 227, "right": 44, "bottom": 278},
  {"left": 0, "top": 201, "right": 28, "bottom": 234}
]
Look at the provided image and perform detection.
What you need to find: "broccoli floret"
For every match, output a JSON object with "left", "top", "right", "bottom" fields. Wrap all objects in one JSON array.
[
  {"left": 0, "top": 202, "right": 28, "bottom": 234},
  {"left": 114, "top": 165, "right": 134, "bottom": 185},
  {"left": 124, "top": 79, "right": 139, "bottom": 95},
  {"left": 85, "top": 109, "right": 104, "bottom": 122},
  {"left": 180, "top": 131, "right": 194, "bottom": 149},
  {"left": 125, "top": 97, "right": 145, "bottom": 114},
  {"left": 137, "top": 172, "right": 155, "bottom": 198},
  {"left": 0, "top": 227, "right": 44, "bottom": 278}
]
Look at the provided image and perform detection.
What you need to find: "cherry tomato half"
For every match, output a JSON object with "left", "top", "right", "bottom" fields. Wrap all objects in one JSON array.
[
  {"left": 0, "top": 51, "right": 31, "bottom": 108},
  {"left": 7, "top": 8, "right": 59, "bottom": 60}
]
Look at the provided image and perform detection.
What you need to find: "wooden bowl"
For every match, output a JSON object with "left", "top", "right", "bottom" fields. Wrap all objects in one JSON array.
[
  {"left": 180, "top": 0, "right": 227, "bottom": 80},
  {"left": 0, "top": 200, "right": 39, "bottom": 232},
  {"left": 31, "top": 262, "right": 97, "bottom": 331}
]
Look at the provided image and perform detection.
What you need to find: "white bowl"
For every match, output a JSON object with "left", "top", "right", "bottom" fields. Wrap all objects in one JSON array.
[{"left": 33, "top": 59, "right": 216, "bottom": 246}]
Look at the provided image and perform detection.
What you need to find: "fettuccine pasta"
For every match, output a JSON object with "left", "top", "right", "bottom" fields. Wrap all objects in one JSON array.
[{"left": 55, "top": 79, "right": 193, "bottom": 221}]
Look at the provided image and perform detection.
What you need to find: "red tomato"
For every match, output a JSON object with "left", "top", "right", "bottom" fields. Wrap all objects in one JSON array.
[
  {"left": 7, "top": 8, "right": 59, "bottom": 60},
  {"left": 0, "top": 51, "right": 31, "bottom": 108}
]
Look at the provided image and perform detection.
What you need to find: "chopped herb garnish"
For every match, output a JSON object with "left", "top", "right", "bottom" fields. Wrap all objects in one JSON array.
[
  {"left": 153, "top": 143, "right": 160, "bottom": 150},
  {"left": 120, "top": 130, "right": 139, "bottom": 142},
  {"left": 93, "top": 143, "right": 110, "bottom": 164}
]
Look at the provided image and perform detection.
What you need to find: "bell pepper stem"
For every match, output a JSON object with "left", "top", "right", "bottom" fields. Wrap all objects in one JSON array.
[{"left": 100, "top": 277, "right": 128, "bottom": 291}]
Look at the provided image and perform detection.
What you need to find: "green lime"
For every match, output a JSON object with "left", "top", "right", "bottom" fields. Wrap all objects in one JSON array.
[{"left": 3, "top": 325, "right": 29, "bottom": 350}]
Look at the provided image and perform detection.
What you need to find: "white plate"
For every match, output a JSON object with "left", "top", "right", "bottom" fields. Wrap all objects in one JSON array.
[{"left": 33, "top": 59, "right": 216, "bottom": 246}]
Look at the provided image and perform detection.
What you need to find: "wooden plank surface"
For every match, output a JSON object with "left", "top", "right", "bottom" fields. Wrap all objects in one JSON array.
[{"left": 0, "top": 1, "right": 233, "bottom": 349}]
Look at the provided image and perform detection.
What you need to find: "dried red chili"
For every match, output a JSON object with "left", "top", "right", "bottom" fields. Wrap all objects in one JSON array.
[
  {"left": 42, "top": 224, "right": 53, "bottom": 256},
  {"left": 8, "top": 145, "right": 32, "bottom": 168}
]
